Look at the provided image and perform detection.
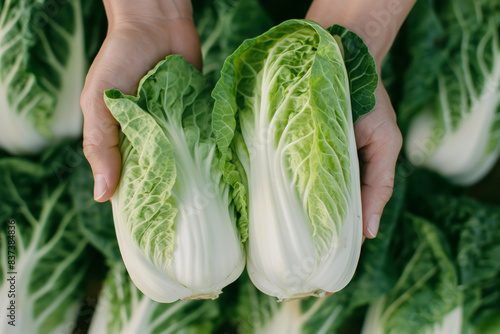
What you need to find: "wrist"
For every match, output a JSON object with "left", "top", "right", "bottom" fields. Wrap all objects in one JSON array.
[
  {"left": 104, "top": 0, "right": 193, "bottom": 27},
  {"left": 306, "top": 0, "right": 415, "bottom": 68}
]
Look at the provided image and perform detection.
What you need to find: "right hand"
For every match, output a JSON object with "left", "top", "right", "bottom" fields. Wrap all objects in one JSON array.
[{"left": 81, "top": 0, "right": 201, "bottom": 202}]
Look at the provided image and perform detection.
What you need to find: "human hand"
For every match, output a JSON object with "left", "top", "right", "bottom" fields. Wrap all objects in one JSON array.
[
  {"left": 354, "top": 82, "right": 402, "bottom": 239},
  {"left": 81, "top": 0, "right": 201, "bottom": 202}
]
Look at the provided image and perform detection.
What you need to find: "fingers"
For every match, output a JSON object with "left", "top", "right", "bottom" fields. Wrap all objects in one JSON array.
[{"left": 355, "top": 85, "right": 402, "bottom": 239}]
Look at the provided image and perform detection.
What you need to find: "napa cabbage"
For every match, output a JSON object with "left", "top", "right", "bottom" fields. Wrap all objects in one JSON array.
[
  {"left": 89, "top": 262, "right": 220, "bottom": 334},
  {"left": 0, "top": 0, "right": 104, "bottom": 155},
  {"left": 104, "top": 55, "right": 245, "bottom": 303},
  {"left": 212, "top": 20, "right": 377, "bottom": 300},
  {"left": 402, "top": 0, "right": 500, "bottom": 185},
  {"left": 361, "top": 215, "right": 462, "bottom": 334},
  {"left": 231, "top": 170, "right": 407, "bottom": 334},
  {"left": 0, "top": 146, "right": 90, "bottom": 334},
  {"left": 409, "top": 194, "right": 500, "bottom": 334},
  {"left": 362, "top": 185, "right": 500, "bottom": 334}
]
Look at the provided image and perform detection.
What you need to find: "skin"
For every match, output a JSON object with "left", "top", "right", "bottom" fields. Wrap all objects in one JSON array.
[{"left": 81, "top": 0, "right": 414, "bottom": 239}]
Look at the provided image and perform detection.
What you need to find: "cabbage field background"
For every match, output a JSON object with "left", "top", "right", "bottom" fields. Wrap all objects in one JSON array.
[{"left": 0, "top": 0, "right": 499, "bottom": 333}]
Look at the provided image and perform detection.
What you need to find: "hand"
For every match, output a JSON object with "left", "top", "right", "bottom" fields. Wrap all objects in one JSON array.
[
  {"left": 81, "top": 0, "right": 201, "bottom": 202},
  {"left": 355, "top": 82, "right": 402, "bottom": 238}
]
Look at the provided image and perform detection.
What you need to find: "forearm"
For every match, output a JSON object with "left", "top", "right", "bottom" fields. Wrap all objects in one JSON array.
[
  {"left": 103, "top": 0, "right": 193, "bottom": 27},
  {"left": 306, "top": 0, "right": 416, "bottom": 67}
]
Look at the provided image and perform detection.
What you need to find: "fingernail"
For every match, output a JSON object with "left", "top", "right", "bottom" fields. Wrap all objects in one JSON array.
[
  {"left": 94, "top": 174, "right": 107, "bottom": 201},
  {"left": 367, "top": 214, "right": 380, "bottom": 238}
]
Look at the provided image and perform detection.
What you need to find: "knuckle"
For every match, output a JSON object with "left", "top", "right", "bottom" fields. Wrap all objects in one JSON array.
[
  {"left": 80, "top": 88, "right": 92, "bottom": 111},
  {"left": 378, "top": 121, "right": 403, "bottom": 154},
  {"left": 82, "top": 135, "right": 104, "bottom": 161},
  {"left": 82, "top": 143, "right": 99, "bottom": 161},
  {"left": 80, "top": 83, "right": 110, "bottom": 117},
  {"left": 80, "top": 92, "right": 101, "bottom": 116},
  {"left": 82, "top": 124, "right": 119, "bottom": 162},
  {"left": 392, "top": 126, "right": 403, "bottom": 150},
  {"left": 379, "top": 183, "right": 395, "bottom": 202}
]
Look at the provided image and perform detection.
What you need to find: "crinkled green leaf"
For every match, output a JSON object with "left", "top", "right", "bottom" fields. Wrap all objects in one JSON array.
[
  {"left": 328, "top": 24, "right": 378, "bottom": 122},
  {"left": 105, "top": 90, "right": 178, "bottom": 268},
  {"left": 362, "top": 215, "right": 462, "bottom": 334}
]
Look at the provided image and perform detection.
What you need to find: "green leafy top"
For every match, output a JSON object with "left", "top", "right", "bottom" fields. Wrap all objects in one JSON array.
[
  {"left": 362, "top": 215, "right": 461, "bottom": 334},
  {"left": 400, "top": 0, "right": 500, "bottom": 156}
]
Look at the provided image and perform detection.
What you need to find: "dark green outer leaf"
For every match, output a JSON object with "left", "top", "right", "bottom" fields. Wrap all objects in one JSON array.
[
  {"left": 397, "top": 0, "right": 446, "bottom": 130},
  {"left": 196, "top": 0, "right": 273, "bottom": 85},
  {"left": 379, "top": 214, "right": 461, "bottom": 333},
  {"left": 0, "top": 147, "right": 90, "bottom": 333},
  {"left": 70, "top": 159, "right": 118, "bottom": 262},
  {"left": 328, "top": 24, "right": 378, "bottom": 122},
  {"left": 411, "top": 195, "right": 500, "bottom": 288}
]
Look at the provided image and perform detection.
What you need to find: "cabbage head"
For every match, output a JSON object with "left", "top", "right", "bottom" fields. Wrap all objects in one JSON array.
[
  {"left": 104, "top": 56, "right": 245, "bottom": 303},
  {"left": 212, "top": 20, "right": 377, "bottom": 300}
]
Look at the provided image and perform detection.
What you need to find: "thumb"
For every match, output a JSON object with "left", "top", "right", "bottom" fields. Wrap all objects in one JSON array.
[{"left": 81, "top": 90, "right": 121, "bottom": 202}]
